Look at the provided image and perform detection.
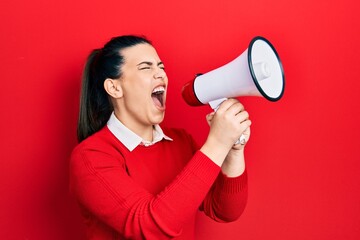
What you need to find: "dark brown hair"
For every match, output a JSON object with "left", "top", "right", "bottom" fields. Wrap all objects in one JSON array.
[{"left": 77, "top": 35, "right": 151, "bottom": 142}]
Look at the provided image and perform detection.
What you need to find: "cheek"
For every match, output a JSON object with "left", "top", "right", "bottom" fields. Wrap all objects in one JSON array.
[
  {"left": 126, "top": 90, "right": 146, "bottom": 103},
  {"left": 124, "top": 85, "right": 150, "bottom": 106},
  {"left": 122, "top": 75, "right": 152, "bottom": 102}
]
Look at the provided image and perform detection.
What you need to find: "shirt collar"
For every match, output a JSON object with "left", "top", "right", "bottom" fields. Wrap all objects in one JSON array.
[{"left": 107, "top": 112, "right": 172, "bottom": 151}]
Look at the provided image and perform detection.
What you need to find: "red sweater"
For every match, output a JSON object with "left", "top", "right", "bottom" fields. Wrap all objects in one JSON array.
[{"left": 70, "top": 126, "right": 247, "bottom": 240}]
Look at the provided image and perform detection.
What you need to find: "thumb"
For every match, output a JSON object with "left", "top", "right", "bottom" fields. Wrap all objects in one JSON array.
[{"left": 206, "top": 112, "right": 215, "bottom": 124}]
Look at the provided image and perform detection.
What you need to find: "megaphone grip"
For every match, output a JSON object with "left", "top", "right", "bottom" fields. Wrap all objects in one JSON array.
[{"left": 236, "top": 134, "right": 247, "bottom": 145}]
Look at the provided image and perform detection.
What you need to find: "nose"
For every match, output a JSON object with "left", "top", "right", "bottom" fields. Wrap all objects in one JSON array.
[{"left": 154, "top": 68, "right": 166, "bottom": 79}]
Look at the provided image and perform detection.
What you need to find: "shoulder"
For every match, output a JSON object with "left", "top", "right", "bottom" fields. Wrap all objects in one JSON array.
[
  {"left": 70, "top": 126, "right": 127, "bottom": 167},
  {"left": 73, "top": 127, "right": 114, "bottom": 151}
]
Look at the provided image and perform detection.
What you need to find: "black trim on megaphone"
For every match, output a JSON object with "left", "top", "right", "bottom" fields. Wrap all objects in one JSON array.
[{"left": 248, "top": 36, "right": 285, "bottom": 101}]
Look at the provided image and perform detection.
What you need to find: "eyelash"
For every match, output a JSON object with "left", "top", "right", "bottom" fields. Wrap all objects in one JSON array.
[{"left": 139, "top": 66, "right": 165, "bottom": 70}]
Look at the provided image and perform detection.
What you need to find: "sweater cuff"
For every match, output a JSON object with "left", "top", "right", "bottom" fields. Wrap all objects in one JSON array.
[{"left": 215, "top": 170, "right": 248, "bottom": 194}]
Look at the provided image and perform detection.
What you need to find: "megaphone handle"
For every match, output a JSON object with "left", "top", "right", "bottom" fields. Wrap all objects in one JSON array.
[
  {"left": 209, "top": 98, "right": 246, "bottom": 145},
  {"left": 209, "top": 98, "right": 228, "bottom": 111},
  {"left": 235, "top": 134, "right": 246, "bottom": 145}
]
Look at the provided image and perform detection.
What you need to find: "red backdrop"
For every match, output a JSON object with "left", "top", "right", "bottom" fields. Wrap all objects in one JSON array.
[{"left": 1, "top": 0, "right": 359, "bottom": 239}]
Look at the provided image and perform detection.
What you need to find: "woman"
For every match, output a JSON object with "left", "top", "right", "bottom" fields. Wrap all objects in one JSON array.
[{"left": 70, "top": 35, "right": 251, "bottom": 239}]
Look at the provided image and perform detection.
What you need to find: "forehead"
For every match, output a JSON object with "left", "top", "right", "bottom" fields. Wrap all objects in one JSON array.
[{"left": 121, "top": 43, "right": 160, "bottom": 65}]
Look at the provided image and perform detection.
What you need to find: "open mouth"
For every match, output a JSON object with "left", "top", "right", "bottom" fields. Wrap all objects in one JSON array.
[{"left": 151, "top": 86, "right": 165, "bottom": 108}]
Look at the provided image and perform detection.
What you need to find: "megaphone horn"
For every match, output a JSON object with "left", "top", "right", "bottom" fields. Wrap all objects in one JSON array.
[{"left": 182, "top": 36, "right": 285, "bottom": 109}]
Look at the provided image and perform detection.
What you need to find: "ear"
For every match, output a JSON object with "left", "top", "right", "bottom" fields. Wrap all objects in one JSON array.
[{"left": 104, "top": 78, "right": 123, "bottom": 98}]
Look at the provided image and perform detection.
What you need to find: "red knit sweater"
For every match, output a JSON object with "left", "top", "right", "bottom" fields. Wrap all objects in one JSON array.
[{"left": 70, "top": 126, "right": 247, "bottom": 240}]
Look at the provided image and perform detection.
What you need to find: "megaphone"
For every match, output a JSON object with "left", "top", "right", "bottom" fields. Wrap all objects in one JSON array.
[{"left": 182, "top": 36, "right": 285, "bottom": 110}]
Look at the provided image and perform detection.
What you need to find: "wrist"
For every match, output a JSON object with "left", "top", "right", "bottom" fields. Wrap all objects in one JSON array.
[
  {"left": 200, "top": 137, "right": 230, "bottom": 167},
  {"left": 222, "top": 149, "right": 246, "bottom": 177}
]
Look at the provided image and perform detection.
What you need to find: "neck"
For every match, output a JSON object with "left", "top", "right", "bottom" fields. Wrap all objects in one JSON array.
[{"left": 113, "top": 111, "right": 154, "bottom": 142}]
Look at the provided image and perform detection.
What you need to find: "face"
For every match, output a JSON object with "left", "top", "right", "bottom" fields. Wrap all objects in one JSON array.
[{"left": 116, "top": 43, "right": 168, "bottom": 131}]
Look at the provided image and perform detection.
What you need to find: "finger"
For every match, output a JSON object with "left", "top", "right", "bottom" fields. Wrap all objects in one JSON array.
[
  {"left": 218, "top": 102, "right": 245, "bottom": 120},
  {"left": 227, "top": 102, "right": 245, "bottom": 116},
  {"left": 206, "top": 112, "right": 215, "bottom": 122},
  {"left": 239, "top": 119, "right": 252, "bottom": 131},
  {"left": 235, "top": 110, "right": 249, "bottom": 123},
  {"left": 216, "top": 98, "right": 240, "bottom": 113}
]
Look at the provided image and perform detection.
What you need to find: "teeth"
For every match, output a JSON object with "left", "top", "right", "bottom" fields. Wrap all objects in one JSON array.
[{"left": 152, "top": 86, "right": 165, "bottom": 94}]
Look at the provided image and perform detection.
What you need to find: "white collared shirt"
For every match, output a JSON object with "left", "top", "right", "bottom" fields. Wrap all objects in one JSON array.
[{"left": 107, "top": 112, "right": 173, "bottom": 151}]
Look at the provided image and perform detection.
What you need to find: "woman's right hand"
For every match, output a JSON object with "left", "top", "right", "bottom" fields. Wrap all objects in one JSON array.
[{"left": 200, "top": 99, "right": 249, "bottom": 166}]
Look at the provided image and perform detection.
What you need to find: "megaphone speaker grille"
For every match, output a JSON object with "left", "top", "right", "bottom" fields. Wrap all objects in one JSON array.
[{"left": 248, "top": 36, "right": 285, "bottom": 101}]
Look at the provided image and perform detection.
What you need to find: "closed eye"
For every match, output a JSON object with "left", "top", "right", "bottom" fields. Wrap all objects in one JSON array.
[
  {"left": 137, "top": 61, "right": 152, "bottom": 70},
  {"left": 159, "top": 62, "right": 165, "bottom": 68},
  {"left": 139, "top": 66, "right": 151, "bottom": 70},
  {"left": 137, "top": 61, "right": 165, "bottom": 71}
]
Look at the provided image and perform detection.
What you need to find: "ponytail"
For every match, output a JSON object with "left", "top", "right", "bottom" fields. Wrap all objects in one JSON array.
[
  {"left": 77, "top": 49, "right": 112, "bottom": 142},
  {"left": 77, "top": 35, "right": 151, "bottom": 142}
]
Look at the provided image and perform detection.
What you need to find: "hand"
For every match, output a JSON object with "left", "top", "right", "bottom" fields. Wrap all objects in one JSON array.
[
  {"left": 206, "top": 99, "right": 251, "bottom": 150},
  {"left": 205, "top": 99, "right": 251, "bottom": 175}
]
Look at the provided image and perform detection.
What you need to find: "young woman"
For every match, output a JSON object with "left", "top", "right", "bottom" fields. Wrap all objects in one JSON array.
[{"left": 70, "top": 35, "right": 251, "bottom": 240}]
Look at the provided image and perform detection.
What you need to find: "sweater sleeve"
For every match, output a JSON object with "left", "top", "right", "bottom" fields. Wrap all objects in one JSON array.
[
  {"left": 200, "top": 169, "right": 248, "bottom": 222},
  {"left": 70, "top": 146, "right": 221, "bottom": 239},
  {"left": 172, "top": 128, "right": 248, "bottom": 223}
]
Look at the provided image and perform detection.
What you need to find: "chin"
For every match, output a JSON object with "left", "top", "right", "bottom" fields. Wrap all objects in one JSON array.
[{"left": 151, "top": 113, "right": 165, "bottom": 125}]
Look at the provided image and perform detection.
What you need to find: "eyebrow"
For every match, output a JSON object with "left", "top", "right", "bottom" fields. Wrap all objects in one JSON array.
[{"left": 137, "top": 61, "right": 164, "bottom": 66}]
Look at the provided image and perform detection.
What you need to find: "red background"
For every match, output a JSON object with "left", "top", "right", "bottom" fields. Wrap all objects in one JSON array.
[{"left": 1, "top": 0, "right": 359, "bottom": 239}]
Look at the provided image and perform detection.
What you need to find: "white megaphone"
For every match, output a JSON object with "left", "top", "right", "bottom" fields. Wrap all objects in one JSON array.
[{"left": 182, "top": 36, "right": 285, "bottom": 110}]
